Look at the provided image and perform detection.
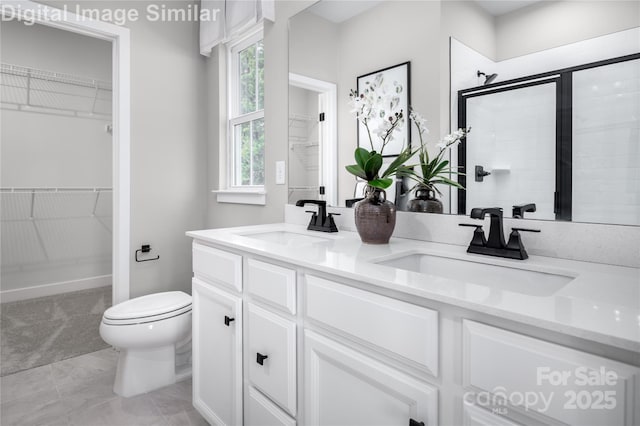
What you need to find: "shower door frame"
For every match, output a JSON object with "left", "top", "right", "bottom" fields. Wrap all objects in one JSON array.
[
  {"left": 457, "top": 52, "right": 640, "bottom": 221},
  {"left": 457, "top": 76, "right": 568, "bottom": 220},
  {"left": 1, "top": 0, "right": 131, "bottom": 304}
]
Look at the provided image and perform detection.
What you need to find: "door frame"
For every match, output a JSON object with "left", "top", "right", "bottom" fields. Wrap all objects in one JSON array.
[
  {"left": 457, "top": 77, "right": 564, "bottom": 219},
  {"left": 289, "top": 73, "right": 337, "bottom": 207},
  {"left": 1, "top": 0, "right": 131, "bottom": 304}
]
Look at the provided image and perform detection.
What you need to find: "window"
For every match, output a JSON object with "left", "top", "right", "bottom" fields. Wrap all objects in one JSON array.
[{"left": 229, "top": 31, "right": 264, "bottom": 189}]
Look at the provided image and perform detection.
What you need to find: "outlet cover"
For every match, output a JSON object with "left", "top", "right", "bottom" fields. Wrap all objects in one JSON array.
[{"left": 275, "top": 161, "right": 286, "bottom": 185}]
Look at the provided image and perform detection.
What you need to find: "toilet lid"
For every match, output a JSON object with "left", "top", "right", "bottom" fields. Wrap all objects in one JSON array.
[{"left": 104, "top": 291, "right": 192, "bottom": 321}]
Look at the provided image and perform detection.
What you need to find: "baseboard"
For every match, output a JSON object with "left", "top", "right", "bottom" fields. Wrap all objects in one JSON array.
[{"left": 0, "top": 275, "right": 112, "bottom": 303}]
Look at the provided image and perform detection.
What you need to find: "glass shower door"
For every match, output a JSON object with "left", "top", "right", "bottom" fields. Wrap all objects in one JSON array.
[
  {"left": 572, "top": 58, "right": 640, "bottom": 225},
  {"left": 462, "top": 82, "right": 557, "bottom": 220}
]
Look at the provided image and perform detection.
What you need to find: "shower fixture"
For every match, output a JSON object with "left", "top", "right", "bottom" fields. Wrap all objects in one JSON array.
[{"left": 477, "top": 70, "right": 498, "bottom": 85}]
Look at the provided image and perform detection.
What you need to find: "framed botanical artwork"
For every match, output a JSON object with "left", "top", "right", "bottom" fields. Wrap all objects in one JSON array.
[{"left": 356, "top": 61, "right": 411, "bottom": 157}]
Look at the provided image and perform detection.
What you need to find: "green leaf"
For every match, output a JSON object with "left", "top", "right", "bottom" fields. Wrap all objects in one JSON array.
[
  {"left": 394, "top": 165, "right": 414, "bottom": 178},
  {"left": 435, "top": 176, "right": 465, "bottom": 189},
  {"left": 363, "top": 153, "right": 383, "bottom": 179},
  {"left": 367, "top": 178, "right": 393, "bottom": 189},
  {"left": 380, "top": 146, "right": 417, "bottom": 178},
  {"left": 430, "top": 160, "right": 450, "bottom": 176},
  {"left": 345, "top": 164, "right": 367, "bottom": 180},
  {"left": 354, "top": 147, "right": 370, "bottom": 169}
]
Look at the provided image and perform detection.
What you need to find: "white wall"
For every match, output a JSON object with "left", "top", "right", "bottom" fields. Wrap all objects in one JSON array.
[
  {"left": 34, "top": 0, "right": 208, "bottom": 299},
  {"left": 496, "top": 0, "right": 640, "bottom": 61},
  {"left": 288, "top": 10, "right": 339, "bottom": 84}
]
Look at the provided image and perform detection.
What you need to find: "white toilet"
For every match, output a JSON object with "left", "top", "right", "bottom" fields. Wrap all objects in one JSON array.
[{"left": 99, "top": 291, "right": 192, "bottom": 397}]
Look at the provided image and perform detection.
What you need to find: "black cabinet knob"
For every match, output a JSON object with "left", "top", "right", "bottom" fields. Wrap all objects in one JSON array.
[
  {"left": 224, "top": 316, "right": 235, "bottom": 326},
  {"left": 256, "top": 353, "right": 269, "bottom": 365},
  {"left": 409, "top": 419, "right": 425, "bottom": 426}
]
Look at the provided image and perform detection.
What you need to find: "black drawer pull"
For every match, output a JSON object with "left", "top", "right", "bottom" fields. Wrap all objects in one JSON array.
[
  {"left": 256, "top": 353, "right": 268, "bottom": 365},
  {"left": 409, "top": 419, "right": 425, "bottom": 426},
  {"left": 224, "top": 316, "right": 235, "bottom": 326}
]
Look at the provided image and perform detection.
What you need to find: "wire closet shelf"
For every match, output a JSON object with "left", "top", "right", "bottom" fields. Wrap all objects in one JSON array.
[{"left": 0, "top": 63, "right": 112, "bottom": 120}]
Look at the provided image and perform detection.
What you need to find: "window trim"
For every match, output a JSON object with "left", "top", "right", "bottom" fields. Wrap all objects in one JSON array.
[{"left": 225, "top": 27, "right": 265, "bottom": 195}]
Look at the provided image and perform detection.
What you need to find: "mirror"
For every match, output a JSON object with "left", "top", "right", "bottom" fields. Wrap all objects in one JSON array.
[{"left": 288, "top": 0, "right": 640, "bottom": 226}]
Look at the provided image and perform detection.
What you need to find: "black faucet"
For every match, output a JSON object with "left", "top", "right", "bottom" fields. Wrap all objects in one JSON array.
[
  {"left": 460, "top": 207, "right": 540, "bottom": 260},
  {"left": 470, "top": 207, "right": 506, "bottom": 249},
  {"left": 512, "top": 203, "right": 536, "bottom": 219},
  {"left": 295, "top": 200, "right": 339, "bottom": 233}
]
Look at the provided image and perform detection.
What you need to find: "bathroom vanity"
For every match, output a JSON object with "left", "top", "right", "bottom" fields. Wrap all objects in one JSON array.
[{"left": 187, "top": 223, "right": 639, "bottom": 426}]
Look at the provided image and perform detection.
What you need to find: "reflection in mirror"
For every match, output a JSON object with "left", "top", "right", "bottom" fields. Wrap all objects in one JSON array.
[
  {"left": 288, "top": 73, "right": 337, "bottom": 206},
  {"left": 288, "top": 0, "right": 442, "bottom": 209},
  {"left": 288, "top": 0, "right": 639, "bottom": 226},
  {"left": 451, "top": 24, "right": 640, "bottom": 225}
]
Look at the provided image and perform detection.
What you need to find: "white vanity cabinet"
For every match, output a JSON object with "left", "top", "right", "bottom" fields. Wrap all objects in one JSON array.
[
  {"left": 192, "top": 278, "right": 243, "bottom": 426},
  {"left": 189, "top": 234, "right": 639, "bottom": 426}
]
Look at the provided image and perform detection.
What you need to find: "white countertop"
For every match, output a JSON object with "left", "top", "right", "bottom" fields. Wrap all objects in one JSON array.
[{"left": 187, "top": 223, "right": 640, "bottom": 353}]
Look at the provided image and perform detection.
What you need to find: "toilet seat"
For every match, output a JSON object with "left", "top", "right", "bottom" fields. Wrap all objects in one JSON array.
[{"left": 103, "top": 291, "right": 192, "bottom": 325}]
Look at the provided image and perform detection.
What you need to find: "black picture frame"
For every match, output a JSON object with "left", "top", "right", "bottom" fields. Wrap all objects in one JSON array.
[{"left": 356, "top": 61, "right": 411, "bottom": 157}]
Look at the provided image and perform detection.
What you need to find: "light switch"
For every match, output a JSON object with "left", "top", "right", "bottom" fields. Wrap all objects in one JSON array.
[{"left": 275, "top": 161, "right": 286, "bottom": 185}]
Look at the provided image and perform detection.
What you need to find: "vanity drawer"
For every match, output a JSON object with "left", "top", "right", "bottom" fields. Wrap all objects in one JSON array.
[
  {"left": 247, "top": 258, "right": 296, "bottom": 315},
  {"left": 246, "top": 386, "right": 296, "bottom": 426},
  {"left": 247, "top": 303, "right": 297, "bottom": 416},
  {"left": 463, "top": 320, "right": 639, "bottom": 425},
  {"left": 193, "top": 243, "right": 242, "bottom": 292},
  {"left": 304, "top": 274, "right": 439, "bottom": 376}
]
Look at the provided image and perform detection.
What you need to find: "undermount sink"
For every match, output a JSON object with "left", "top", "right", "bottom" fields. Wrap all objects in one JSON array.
[
  {"left": 239, "top": 230, "right": 333, "bottom": 246},
  {"left": 374, "top": 252, "right": 575, "bottom": 297}
]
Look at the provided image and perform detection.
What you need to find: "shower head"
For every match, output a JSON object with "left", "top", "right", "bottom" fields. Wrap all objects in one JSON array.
[{"left": 477, "top": 70, "right": 498, "bottom": 85}]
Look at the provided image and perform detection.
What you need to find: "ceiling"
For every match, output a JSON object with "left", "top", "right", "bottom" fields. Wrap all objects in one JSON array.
[
  {"left": 308, "top": 1, "right": 544, "bottom": 22},
  {"left": 307, "top": 1, "right": 384, "bottom": 24},
  {"left": 474, "top": 0, "right": 544, "bottom": 16}
]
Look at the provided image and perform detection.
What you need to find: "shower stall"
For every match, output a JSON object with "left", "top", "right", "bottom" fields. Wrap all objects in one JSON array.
[{"left": 456, "top": 54, "right": 640, "bottom": 225}]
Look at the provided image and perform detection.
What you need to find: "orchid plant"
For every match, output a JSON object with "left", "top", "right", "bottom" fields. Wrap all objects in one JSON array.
[
  {"left": 408, "top": 109, "right": 470, "bottom": 196},
  {"left": 346, "top": 73, "right": 414, "bottom": 193}
]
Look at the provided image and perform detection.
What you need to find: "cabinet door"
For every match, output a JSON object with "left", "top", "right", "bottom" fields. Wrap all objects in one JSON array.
[
  {"left": 304, "top": 330, "right": 438, "bottom": 426},
  {"left": 247, "top": 303, "right": 297, "bottom": 416},
  {"left": 192, "top": 278, "right": 242, "bottom": 426}
]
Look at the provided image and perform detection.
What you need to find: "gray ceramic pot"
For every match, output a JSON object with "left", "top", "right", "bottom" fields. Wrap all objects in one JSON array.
[
  {"left": 408, "top": 185, "right": 443, "bottom": 213},
  {"left": 354, "top": 186, "right": 396, "bottom": 244}
]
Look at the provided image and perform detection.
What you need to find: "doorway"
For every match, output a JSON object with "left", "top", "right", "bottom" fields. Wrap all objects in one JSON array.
[
  {"left": 288, "top": 73, "right": 337, "bottom": 206},
  {"left": 0, "top": 1, "right": 130, "bottom": 374}
]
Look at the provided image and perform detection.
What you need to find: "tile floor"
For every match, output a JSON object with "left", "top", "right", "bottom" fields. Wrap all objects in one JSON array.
[{"left": 0, "top": 348, "right": 207, "bottom": 426}]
